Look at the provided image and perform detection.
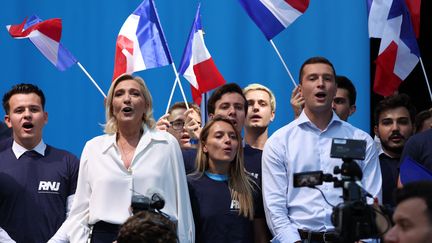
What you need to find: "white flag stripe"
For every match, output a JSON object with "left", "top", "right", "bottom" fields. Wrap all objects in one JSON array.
[
  {"left": 368, "top": 0, "right": 393, "bottom": 38},
  {"left": 29, "top": 31, "right": 59, "bottom": 65},
  {"left": 118, "top": 14, "right": 146, "bottom": 72},
  {"left": 260, "top": 0, "right": 302, "bottom": 28}
]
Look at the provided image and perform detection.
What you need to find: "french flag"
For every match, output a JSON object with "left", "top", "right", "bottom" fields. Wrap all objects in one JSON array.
[
  {"left": 368, "top": 0, "right": 421, "bottom": 38},
  {"left": 113, "top": 0, "right": 172, "bottom": 80},
  {"left": 6, "top": 15, "right": 77, "bottom": 71},
  {"left": 372, "top": 0, "right": 420, "bottom": 96},
  {"left": 178, "top": 4, "right": 226, "bottom": 105},
  {"left": 238, "top": 0, "right": 310, "bottom": 40}
]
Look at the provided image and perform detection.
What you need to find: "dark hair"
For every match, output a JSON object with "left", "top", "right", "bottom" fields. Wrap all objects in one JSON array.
[
  {"left": 414, "top": 109, "right": 432, "bottom": 133},
  {"left": 336, "top": 75, "right": 357, "bottom": 106},
  {"left": 395, "top": 181, "right": 432, "bottom": 223},
  {"left": 2, "top": 83, "right": 46, "bottom": 114},
  {"left": 299, "top": 56, "right": 336, "bottom": 83},
  {"left": 374, "top": 93, "right": 416, "bottom": 125},
  {"left": 117, "top": 211, "right": 178, "bottom": 243},
  {"left": 207, "top": 83, "right": 248, "bottom": 116},
  {"left": 168, "top": 102, "right": 201, "bottom": 117}
]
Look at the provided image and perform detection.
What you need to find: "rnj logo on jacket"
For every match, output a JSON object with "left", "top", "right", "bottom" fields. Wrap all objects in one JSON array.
[{"left": 38, "top": 181, "right": 61, "bottom": 193}]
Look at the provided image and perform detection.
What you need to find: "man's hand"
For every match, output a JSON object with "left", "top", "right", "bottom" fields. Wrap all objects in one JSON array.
[
  {"left": 184, "top": 108, "right": 201, "bottom": 140},
  {"left": 290, "top": 86, "right": 304, "bottom": 119},
  {"left": 156, "top": 113, "right": 170, "bottom": 131}
]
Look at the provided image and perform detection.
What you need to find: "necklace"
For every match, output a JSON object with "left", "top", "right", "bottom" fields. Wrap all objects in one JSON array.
[{"left": 118, "top": 140, "right": 136, "bottom": 169}]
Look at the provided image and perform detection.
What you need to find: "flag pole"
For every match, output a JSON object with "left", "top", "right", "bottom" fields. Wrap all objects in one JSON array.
[
  {"left": 269, "top": 39, "right": 297, "bottom": 87},
  {"left": 165, "top": 77, "right": 178, "bottom": 114},
  {"left": 168, "top": 63, "right": 190, "bottom": 110},
  {"left": 77, "top": 62, "right": 106, "bottom": 98},
  {"left": 419, "top": 57, "right": 432, "bottom": 102}
]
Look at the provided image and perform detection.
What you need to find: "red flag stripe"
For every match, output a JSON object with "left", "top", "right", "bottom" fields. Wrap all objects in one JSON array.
[
  {"left": 374, "top": 41, "right": 402, "bottom": 97},
  {"left": 284, "top": 0, "right": 310, "bottom": 13},
  {"left": 8, "top": 18, "right": 62, "bottom": 42}
]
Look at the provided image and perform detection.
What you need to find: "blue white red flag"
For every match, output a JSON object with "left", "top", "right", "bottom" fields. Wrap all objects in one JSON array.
[
  {"left": 238, "top": 0, "right": 310, "bottom": 40},
  {"left": 369, "top": 0, "right": 420, "bottom": 96},
  {"left": 6, "top": 15, "right": 77, "bottom": 71},
  {"left": 400, "top": 156, "right": 432, "bottom": 184},
  {"left": 178, "top": 4, "right": 226, "bottom": 105},
  {"left": 113, "top": 0, "right": 173, "bottom": 80},
  {"left": 368, "top": 0, "right": 421, "bottom": 38}
]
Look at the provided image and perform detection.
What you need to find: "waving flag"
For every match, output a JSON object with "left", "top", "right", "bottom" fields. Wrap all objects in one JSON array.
[
  {"left": 178, "top": 4, "right": 226, "bottom": 105},
  {"left": 372, "top": 0, "right": 420, "bottom": 96},
  {"left": 6, "top": 15, "right": 77, "bottom": 71},
  {"left": 238, "top": 0, "right": 310, "bottom": 40},
  {"left": 367, "top": 0, "right": 421, "bottom": 38},
  {"left": 113, "top": 0, "right": 173, "bottom": 80}
]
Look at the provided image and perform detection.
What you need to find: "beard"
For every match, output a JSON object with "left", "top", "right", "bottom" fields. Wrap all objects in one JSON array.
[{"left": 380, "top": 140, "right": 404, "bottom": 157}]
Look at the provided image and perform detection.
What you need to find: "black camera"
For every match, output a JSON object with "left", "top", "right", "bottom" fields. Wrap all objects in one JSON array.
[
  {"left": 131, "top": 193, "right": 165, "bottom": 215},
  {"left": 293, "top": 138, "right": 381, "bottom": 242}
]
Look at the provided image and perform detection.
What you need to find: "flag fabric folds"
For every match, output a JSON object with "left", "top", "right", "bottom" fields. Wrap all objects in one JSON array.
[
  {"left": 6, "top": 15, "right": 77, "bottom": 71},
  {"left": 368, "top": 0, "right": 420, "bottom": 96},
  {"left": 238, "top": 0, "right": 310, "bottom": 40},
  {"left": 400, "top": 156, "right": 432, "bottom": 185},
  {"left": 113, "top": 0, "right": 173, "bottom": 80},
  {"left": 178, "top": 4, "right": 226, "bottom": 105}
]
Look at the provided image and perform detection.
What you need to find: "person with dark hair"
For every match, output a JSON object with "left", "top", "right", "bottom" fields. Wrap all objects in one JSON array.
[
  {"left": 414, "top": 108, "right": 432, "bottom": 133},
  {"left": 0, "top": 83, "right": 79, "bottom": 243},
  {"left": 384, "top": 181, "right": 432, "bottom": 243},
  {"left": 207, "top": 83, "right": 248, "bottom": 133},
  {"left": 187, "top": 116, "right": 267, "bottom": 243},
  {"left": 262, "top": 56, "right": 381, "bottom": 242},
  {"left": 374, "top": 94, "right": 416, "bottom": 206},
  {"left": 291, "top": 75, "right": 357, "bottom": 122},
  {"left": 51, "top": 74, "right": 194, "bottom": 243},
  {"left": 332, "top": 75, "right": 357, "bottom": 121},
  {"left": 116, "top": 211, "right": 177, "bottom": 243}
]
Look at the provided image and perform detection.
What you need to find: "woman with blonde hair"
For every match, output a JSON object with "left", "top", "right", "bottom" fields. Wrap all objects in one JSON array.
[
  {"left": 187, "top": 116, "right": 266, "bottom": 243},
  {"left": 50, "top": 74, "right": 194, "bottom": 243}
]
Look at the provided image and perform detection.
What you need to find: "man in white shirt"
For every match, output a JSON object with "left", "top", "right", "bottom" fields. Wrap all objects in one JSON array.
[{"left": 262, "top": 56, "right": 382, "bottom": 243}]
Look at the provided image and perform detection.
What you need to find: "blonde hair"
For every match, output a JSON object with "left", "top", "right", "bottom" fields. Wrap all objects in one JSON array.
[
  {"left": 243, "top": 83, "right": 276, "bottom": 112},
  {"left": 194, "top": 116, "right": 255, "bottom": 219},
  {"left": 104, "top": 74, "right": 156, "bottom": 134}
]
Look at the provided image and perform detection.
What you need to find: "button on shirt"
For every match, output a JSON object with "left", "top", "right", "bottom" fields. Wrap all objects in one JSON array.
[{"left": 262, "top": 112, "right": 382, "bottom": 243}]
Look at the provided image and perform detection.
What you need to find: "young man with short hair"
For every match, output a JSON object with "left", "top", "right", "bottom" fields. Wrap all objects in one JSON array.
[
  {"left": 0, "top": 83, "right": 79, "bottom": 243},
  {"left": 243, "top": 83, "right": 276, "bottom": 150},
  {"left": 374, "top": 94, "right": 416, "bottom": 206},
  {"left": 262, "top": 56, "right": 381, "bottom": 242}
]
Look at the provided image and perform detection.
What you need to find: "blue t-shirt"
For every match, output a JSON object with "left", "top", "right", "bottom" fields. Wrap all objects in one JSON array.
[
  {"left": 187, "top": 173, "right": 263, "bottom": 243},
  {"left": 182, "top": 148, "right": 197, "bottom": 175},
  {"left": 0, "top": 144, "right": 79, "bottom": 243},
  {"left": 243, "top": 144, "right": 262, "bottom": 184}
]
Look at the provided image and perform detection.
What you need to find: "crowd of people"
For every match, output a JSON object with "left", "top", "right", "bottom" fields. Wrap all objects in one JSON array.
[{"left": 1, "top": 56, "right": 432, "bottom": 243}]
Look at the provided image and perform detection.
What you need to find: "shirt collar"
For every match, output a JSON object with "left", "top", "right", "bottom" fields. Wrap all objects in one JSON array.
[
  {"left": 12, "top": 139, "right": 46, "bottom": 159},
  {"left": 101, "top": 125, "right": 169, "bottom": 153},
  {"left": 296, "top": 110, "right": 342, "bottom": 130}
]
